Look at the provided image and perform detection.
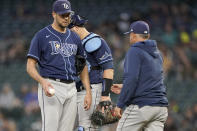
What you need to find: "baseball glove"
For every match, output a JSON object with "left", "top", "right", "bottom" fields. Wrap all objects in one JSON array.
[
  {"left": 90, "top": 101, "right": 119, "bottom": 126},
  {"left": 75, "top": 55, "right": 86, "bottom": 76}
]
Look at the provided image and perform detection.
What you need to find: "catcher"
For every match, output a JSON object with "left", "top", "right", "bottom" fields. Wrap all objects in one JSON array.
[{"left": 68, "top": 14, "right": 115, "bottom": 131}]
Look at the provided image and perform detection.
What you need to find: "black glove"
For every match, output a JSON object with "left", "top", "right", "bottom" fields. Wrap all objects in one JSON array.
[
  {"left": 75, "top": 55, "right": 86, "bottom": 76},
  {"left": 90, "top": 101, "right": 120, "bottom": 126}
]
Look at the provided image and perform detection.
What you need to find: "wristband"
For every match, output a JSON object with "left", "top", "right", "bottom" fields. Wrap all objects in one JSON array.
[{"left": 102, "top": 78, "right": 113, "bottom": 96}]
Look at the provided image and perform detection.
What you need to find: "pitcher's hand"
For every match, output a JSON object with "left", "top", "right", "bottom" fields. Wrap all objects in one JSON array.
[{"left": 41, "top": 79, "right": 54, "bottom": 97}]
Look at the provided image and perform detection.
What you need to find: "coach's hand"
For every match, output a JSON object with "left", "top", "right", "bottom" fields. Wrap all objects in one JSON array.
[
  {"left": 114, "top": 107, "right": 122, "bottom": 118},
  {"left": 84, "top": 91, "right": 92, "bottom": 110},
  {"left": 111, "top": 84, "right": 123, "bottom": 94},
  {"left": 41, "top": 79, "right": 54, "bottom": 97}
]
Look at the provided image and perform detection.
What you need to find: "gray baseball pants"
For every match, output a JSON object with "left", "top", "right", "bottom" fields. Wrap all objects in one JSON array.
[
  {"left": 38, "top": 79, "right": 77, "bottom": 131},
  {"left": 117, "top": 105, "right": 168, "bottom": 131},
  {"left": 77, "top": 83, "right": 102, "bottom": 131}
]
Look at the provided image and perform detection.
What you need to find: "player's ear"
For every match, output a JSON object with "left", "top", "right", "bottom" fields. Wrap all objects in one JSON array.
[{"left": 52, "top": 12, "right": 56, "bottom": 19}]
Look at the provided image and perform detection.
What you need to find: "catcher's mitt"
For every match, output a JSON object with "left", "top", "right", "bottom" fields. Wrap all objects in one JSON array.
[
  {"left": 75, "top": 55, "right": 86, "bottom": 76},
  {"left": 90, "top": 101, "right": 119, "bottom": 126}
]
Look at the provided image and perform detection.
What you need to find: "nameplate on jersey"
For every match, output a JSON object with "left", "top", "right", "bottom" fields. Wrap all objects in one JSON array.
[{"left": 82, "top": 33, "right": 101, "bottom": 53}]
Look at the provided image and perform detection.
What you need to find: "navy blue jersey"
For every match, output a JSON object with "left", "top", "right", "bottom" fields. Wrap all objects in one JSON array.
[
  {"left": 27, "top": 25, "right": 86, "bottom": 81},
  {"left": 81, "top": 33, "right": 113, "bottom": 84}
]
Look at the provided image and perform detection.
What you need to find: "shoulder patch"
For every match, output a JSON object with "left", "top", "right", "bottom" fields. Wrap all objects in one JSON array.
[
  {"left": 85, "top": 38, "right": 102, "bottom": 53},
  {"left": 82, "top": 33, "right": 99, "bottom": 44}
]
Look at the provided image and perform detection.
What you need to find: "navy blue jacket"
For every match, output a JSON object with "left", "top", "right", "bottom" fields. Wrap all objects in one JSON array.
[{"left": 117, "top": 40, "right": 168, "bottom": 108}]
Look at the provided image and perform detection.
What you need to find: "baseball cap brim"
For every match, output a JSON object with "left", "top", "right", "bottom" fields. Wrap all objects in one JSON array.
[
  {"left": 124, "top": 29, "right": 134, "bottom": 35},
  {"left": 123, "top": 31, "right": 131, "bottom": 35},
  {"left": 56, "top": 10, "right": 74, "bottom": 15}
]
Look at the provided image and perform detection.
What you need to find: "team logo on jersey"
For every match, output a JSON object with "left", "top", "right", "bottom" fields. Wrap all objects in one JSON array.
[
  {"left": 55, "top": 43, "right": 60, "bottom": 49},
  {"left": 49, "top": 41, "right": 77, "bottom": 57},
  {"left": 99, "top": 51, "right": 112, "bottom": 61}
]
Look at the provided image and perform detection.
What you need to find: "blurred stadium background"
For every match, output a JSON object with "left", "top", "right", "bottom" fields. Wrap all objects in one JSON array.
[{"left": 0, "top": 0, "right": 197, "bottom": 130}]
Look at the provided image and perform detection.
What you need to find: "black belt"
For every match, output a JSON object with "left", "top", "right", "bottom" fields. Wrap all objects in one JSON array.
[
  {"left": 77, "top": 86, "right": 85, "bottom": 92},
  {"left": 47, "top": 77, "right": 74, "bottom": 84},
  {"left": 91, "top": 66, "right": 101, "bottom": 70}
]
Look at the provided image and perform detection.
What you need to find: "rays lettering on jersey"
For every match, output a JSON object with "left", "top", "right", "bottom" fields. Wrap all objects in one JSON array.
[{"left": 49, "top": 41, "right": 77, "bottom": 57}]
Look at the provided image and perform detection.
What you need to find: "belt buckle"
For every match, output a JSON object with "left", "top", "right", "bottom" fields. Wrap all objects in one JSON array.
[{"left": 56, "top": 79, "right": 61, "bottom": 82}]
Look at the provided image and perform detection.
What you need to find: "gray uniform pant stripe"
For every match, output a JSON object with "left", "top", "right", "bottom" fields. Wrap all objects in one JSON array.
[
  {"left": 119, "top": 105, "right": 135, "bottom": 130},
  {"left": 42, "top": 89, "right": 46, "bottom": 131}
]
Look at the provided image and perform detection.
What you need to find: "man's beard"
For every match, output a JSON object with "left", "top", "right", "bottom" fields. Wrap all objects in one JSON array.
[{"left": 58, "top": 23, "right": 67, "bottom": 30}]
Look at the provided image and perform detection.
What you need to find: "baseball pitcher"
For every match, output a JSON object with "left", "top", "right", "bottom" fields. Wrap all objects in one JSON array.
[{"left": 26, "top": 1, "right": 92, "bottom": 131}]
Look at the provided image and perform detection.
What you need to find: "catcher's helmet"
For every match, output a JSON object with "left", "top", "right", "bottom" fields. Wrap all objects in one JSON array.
[{"left": 68, "top": 14, "right": 88, "bottom": 29}]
